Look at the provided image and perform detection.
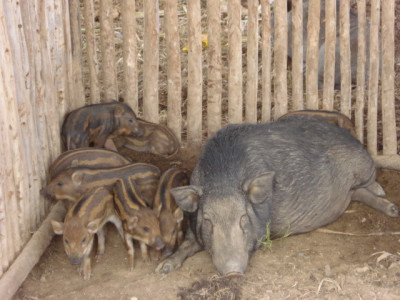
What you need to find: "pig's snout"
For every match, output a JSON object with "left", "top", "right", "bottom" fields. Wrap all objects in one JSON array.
[
  {"left": 153, "top": 237, "right": 165, "bottom": 251},
  {"left": 40, "top": 187, "right": 48, "bottom": 197},
  {"left": 225, "top": 272, "right": 245, "bottom": 278},
  {"left": 218, "top": 261, "right": 247, "bottom": 276},
  {"left": 69, "top": 256, "right": 82, "bottom": 265},
  {"left": 133, "top": 126, "right": 143, "bottom": 137}
]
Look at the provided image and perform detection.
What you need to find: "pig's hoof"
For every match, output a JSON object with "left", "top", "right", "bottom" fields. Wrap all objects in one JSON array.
[
  {"left": 95, "top": 254, "right": 103, "bottom": 262},
  {"left": 155, "top": 261, "right": 175, "bottom": 274},
  {"left": 83, "top": 273, "right": 91, "bottom": 280},
  {"left": 387, "top": 204, "right": 399, "bottom": 217}
]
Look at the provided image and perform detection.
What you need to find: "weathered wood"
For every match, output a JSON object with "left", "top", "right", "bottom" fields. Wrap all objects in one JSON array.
[
  {"left": 291, "top": 0, "right": 304, "bottom": 111},
  {"left": 228, "top": 0, "right": 242, "bottom": 123},
  {"left": 0, "top": 182, "right": 6, "bottom": 275},
  {"left": 143, "top": 0, "right": 160, "bottom": 122},
  {"left": 355, "top": 0, "right": 366, "bottom": 142},
  {"left": 339, "top": 0, "right": 351, "bottom": 117},
  {"left": 261, "top": 0, "right": 272, "bottom": 122},
  {"left": 0, "top": 202, "right": 66, "bottom": 300},
  {"left": 245, "top": 0, "right": 258, "bottom": 123},
  {"left": 100, "top": 0, "right": 118, "bottom": 101},
  {"left": 165, "top": 0, "right": 182, "bottom": 141},
  {"left": 187, "top": 0, "right": 202, "bottom": 144},
  {"left": 381, "top": 0, "right": 396, "bottom": 155},
  {"left": 122, "top": 0, "right": 138, "bottom": 111},
  {"left": 273, "top": 0, "right": 288, "bottom": 119},
  {"left": 206, "top": 0, "right": 222, "bottom": 136},
  {"left": 374, "top": 155, "right": 400, "bottom": 170},
  {"left": 83, "top": 0, "right": 101, "bottom": 104},
  {"left": 62, "top": 0, "right": 74, "bottom": 112},
  {"left": 367, "top": 0, "right": 380, "bottom": 155},
  {"left": 305, "top": 0, "right": 320, "bottom": 110},
  {"left": 322, "top": 0, "right": 336, "bottom": 110},
  {"left": 69, "top": 0, "right": 85, "bottom": 107}
]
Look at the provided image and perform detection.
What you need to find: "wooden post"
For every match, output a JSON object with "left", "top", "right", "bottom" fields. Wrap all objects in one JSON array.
[
  {"left": 83, "top": 0, "right": 101, "bottom": 104},
  {"left": 355, "top": 0, "right": 366, "bottom": 142},
  {"left": 339, "top": 0, "right": 351, "bottom": 117},
  {"left": 367, "top": 0, "right": 380, "bottom": 156},
  {"left": 165, "top": 0, "right": 182, "bottom": 141},
  {"left": 187, "top": 0, "right": 202, "bottom": 145},
  {"left": 245, "top": 0, "right": 258, "bottom": 123},
  {"left": 122, "top": 0, "right": 138, "bottom": 111},
  {"left": 291, "top": 0, "right": 304, "bottom": 111},
  {"left": 274, "top": 0, "right": 288, "bottom": 119},
  {"left": 143, "top": 0, "right": 159, "bottom": 122},
  {"left": 69, "top": 0, "right": 85, "bottom": 107},
  {"left": 305, "top": 0, "right": 320, "bottom": 110},
  {"left": 100, "top": 0, "right": 118, "bottom": 102},
  {"left": 381, "top": 0, "right": 397, "bottom": 155},
  {"left": 261, "top": 0, "right": 272, "bottom": 122},
  {"left": 228, "top": 0, "right": 242, "bottom": 123},
  {"left": 0, "top": 182, "right": 7, "bottom": 275},
  {"left": 322, "top": 0, "right": 336, "bottom": 110},
  {"left": 207, "top": 0, "right": 222, "bottom": 136},
  {"left": 63, "top": 0, "right": 74, "bottom": 111}
]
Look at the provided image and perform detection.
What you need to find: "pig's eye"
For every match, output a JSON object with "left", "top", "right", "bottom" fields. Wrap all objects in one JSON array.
[
  {"left": 142, "top": 227, "right": 150, "bottom": 233},
  {"left": 128, "top": 118, "right": 134, "bottom": 123},
  {"left": 172, "top": 229, "right": 176, "bottom": 235},
  {"left": 81, "top": 237, "right": 87, "bottom": 245},
  {"left": 56, "top": 182, "right": 63, "bottom": 187},
  {"left": 64, "top": 238, "right": 69, "bottom": 245}
]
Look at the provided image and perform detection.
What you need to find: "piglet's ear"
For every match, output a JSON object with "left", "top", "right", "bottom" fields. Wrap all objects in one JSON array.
[
  {"left": 51, "top": 220, "right": 64, "bottom": 235},
  {"left": 87, "top": 218, "right": 102, "bottom": 234},
  {"left": 127, "top": 216, "right": 139, "bottom": 230},
  {"left": 71, "top": 170, "right": 84, "bottom": 185},
  {"left": 170, "top": 185, "right": 202, "bottom": 213},
  {"left": 242, "top": 172, "right": 275, "bottom": 204},
  {"left": 173, "top": 207, "right": 184, "bottom": 223}
]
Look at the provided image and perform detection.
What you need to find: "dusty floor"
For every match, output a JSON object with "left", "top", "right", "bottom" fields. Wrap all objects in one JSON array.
[{"left": 15, "top": 148, "right": 400, "bottom": 300}]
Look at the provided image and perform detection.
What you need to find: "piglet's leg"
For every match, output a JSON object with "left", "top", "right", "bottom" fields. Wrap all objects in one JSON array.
[
  {"left": 140, "top": 242, "right": 150, "bottom": 263},
  {"left": 82, "top": 255, "right": 92, "bottom": 280},
  {"left": 351, "top": 188, "right": 398, "bottom": 217},
  {"left": 95, "top": 228, "right": 105, "bottom": 261},
  {"left": 125, "top": 234, "right": 135, "bottom": 271},
  {"left": 155, "top": 227, "right": 202, "bottom": 274}
]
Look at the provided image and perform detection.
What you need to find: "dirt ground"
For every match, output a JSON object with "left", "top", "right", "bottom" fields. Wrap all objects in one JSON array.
[{"left": 15, "top": 146, "right": 400, "bottom": 300}]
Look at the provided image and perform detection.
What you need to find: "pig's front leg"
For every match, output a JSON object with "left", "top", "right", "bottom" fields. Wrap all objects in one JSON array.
[{"left": 155, "top": 227, "right": 202, "bottom": 274}]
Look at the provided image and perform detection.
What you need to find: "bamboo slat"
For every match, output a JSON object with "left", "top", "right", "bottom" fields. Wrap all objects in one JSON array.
[
  {"left": 322, "top": 0, "right": 336, "bottom": 110},
  {"left": 143, "top": 0, "right": 160, "bottom": 122},
  {"left": 245, "top": 0, "right": 258, "bottom": 123},
  {"left": 305, "top": 0, "right": 320, "bottom": 110},
  {"left": 381, "top": 0, "right": 397, "bottom": 155},
  {"left": 207, "top": 0, "right": 222, "bottom": 136},
  {"left": 165, "top": 0, "right": 182, "bottom": 141},
  {"left": 355, "top": 0, "right": 366, "bottom": 142},
  {"left": 187, "top": 0, "right": 202, "bottom": 144},
  {"left": 339, "top": 0, "right": 351, "bottom": 117},
  {"left": 291, "top": 0, "right": 304, "bottom": 110},
  {"left": 83, "top": 0, "right": 101, "bottom": 104},
  {"left": 228, "top": 0, "right": 242, "bottom": 123},
  {"left": 261, "top": 0, "right": 272, "bottom": 122},
  {"left": 100, "top": 0, "right": 118, "bottom": 102},
  {"left": 273, "top": 0, "right": 288, "bottom": 119},
  {"left": 367, "top": 0, "right": 380, "bottom": 155}
]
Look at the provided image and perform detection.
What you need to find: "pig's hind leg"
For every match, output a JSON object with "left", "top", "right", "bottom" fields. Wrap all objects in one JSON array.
[
  {"left": 155, "top": 227, "right": 202, "bottom": 274},
  {"left": 351, "top": 187, "right": 398, "bottom": 217}
]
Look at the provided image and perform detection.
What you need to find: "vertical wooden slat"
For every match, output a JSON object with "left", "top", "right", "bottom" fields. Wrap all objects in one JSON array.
[
  {"left": 273, "top": 0, "right": 288, "bottom": 119},
  {"left": 245, "top": 0, "right": 258, "bottom": 123},
  {"left": 381, "top": 0, "right": 396, "bottom": 155},
  {"left": 291, "top": 0, "right": 304, "bottom": 110},
  {"left": 99, "top": 0, "right": 118, "bottom": 102},
  {"left": 305, "top": 0, "right": 320, "bottom": 110},
  {"left": 122, "top": 0, "right": 138, "bottom": 111},
  {"left": 143, "top": 0, "right": 159, "bottom": 122},
  {"left": 187, "top": 0, "right": 202, "bottom": 144},
  {"left": 339, "top": 0, "right": 351, "bottom": 117},
  {"left": 261, "top": 0, "right": 272, "bottom": 122},
  {"left": 322, "top": 0, "right": 336, "bottom": 110},
  {"left": 355, "top": 0, "right": 366, "bottom": 142},
  {"left": 228, "top": 0, "right": 242, "bottom": 123},
  {"left": 165, "top": 0, "right": 182, "bottom": 141},
  {"left": 367, "top": 0, "right": 380, "bottom": 155},
  {"left": 207, "top": 0, "right": 222, "bottom": 136},
  {"left": 62, "top": 0, "right": 74, "bottom": 111},
  {"left": 83, "top": 0, "right": 100, "bottom": 104},
  {"left": 0, "top": 181, "right": 6, "bottom": 275},
  {"left": 69, "top": 0, "right": 85, "bottom": 106}
]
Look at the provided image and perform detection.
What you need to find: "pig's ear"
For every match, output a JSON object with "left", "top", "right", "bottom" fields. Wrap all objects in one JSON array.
[
  {"left": 170, "top": 186, "right": 202, "bottom": 213},
  {"left": 154, "top": 203, "right": 162, "bottom": 218},
  {"left": 70, "top": 159, "right": 79, "bottom": 168},
  {"left": 127, "top": 216, "right": 139, "bottom": 230},
  {"left": 173, "top": 207, "right": 184, "bottom": 223},
  {"left": 51, "top": 220, "right": 64, "bottom": 235},
  {"left": 242, "top": 172, "right": 275, "bottom": 204},
  {"left": 71, "top": 170, "right": 84, "bottom": 185},
  {"left": 87, "top": 218, "right": 102, "bottom": 234}
]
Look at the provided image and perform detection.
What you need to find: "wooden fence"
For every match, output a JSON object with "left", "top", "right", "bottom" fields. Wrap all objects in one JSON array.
[{"left": 0, "top": 0, "right": 398, "bottom": 297}]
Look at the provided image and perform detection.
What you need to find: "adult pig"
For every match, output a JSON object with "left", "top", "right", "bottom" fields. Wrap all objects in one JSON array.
[
  {"left": 156, "top": 117, "right": 398, "bottom": 276},
  {"left": 61, "top": 101, "right": 142, "bottom": 150}
]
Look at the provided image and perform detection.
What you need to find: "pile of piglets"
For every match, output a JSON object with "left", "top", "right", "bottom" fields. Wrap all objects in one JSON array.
[{"left": 42, "top": 101, "right": 185, "bottom": 280}]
